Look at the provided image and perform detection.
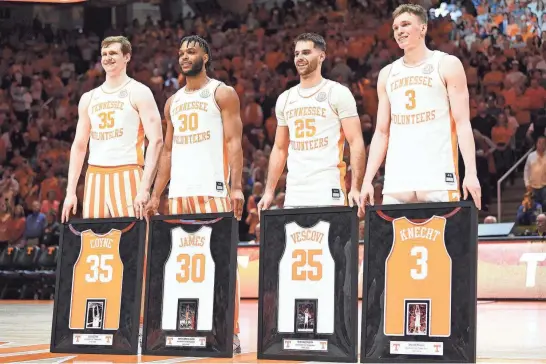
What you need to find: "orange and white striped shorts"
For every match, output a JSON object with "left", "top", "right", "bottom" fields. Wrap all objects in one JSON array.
[
  {"left": 168, "top": 196, "right": 232, "bottom": 215},
  {"left": 83, "top": 165, "right": 143, "bottom": 219}
]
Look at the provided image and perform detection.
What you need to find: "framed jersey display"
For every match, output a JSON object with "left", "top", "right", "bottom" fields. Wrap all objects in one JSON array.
[
  {"left": 50, "top": 218, "right": 146, "bottom": 355},
  {"left": 360, "top": 201, "right": 478, "bottom": 363},
  {"left": 257, "top": 206, "right": 359, "bottom": 363},
  {"left": 141, "top": 212, "right": 238, "bottom": 358}
]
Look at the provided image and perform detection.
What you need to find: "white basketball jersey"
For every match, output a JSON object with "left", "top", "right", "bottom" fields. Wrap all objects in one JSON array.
[
  {"left": 87, "top": 79, "right": 145, "bottom": 167},
  {"left": 383, "top": 51, "right": 459, "bottom": 194},
  {"left": 169, "top": 79, "right": 229, "bottom": 198},
  {"left": 277, "top": 221, "right": 335, "bottom": 334},
  {"left": 280, "top": 80, "right": 347, "bottom": 207},
  {"left": 161, "top": 226, "right": 215, "bottom": 331}
]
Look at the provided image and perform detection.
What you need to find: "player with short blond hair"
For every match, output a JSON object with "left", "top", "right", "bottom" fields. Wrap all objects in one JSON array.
[
  {"left": 61, "top": 35, "right": 163, "bottom": 222},
  {"left": 359, "top": 4, "right": 481, "bottom": 211}
]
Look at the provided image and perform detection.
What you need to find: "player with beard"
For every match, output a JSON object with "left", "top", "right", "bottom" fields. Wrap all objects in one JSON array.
[
  {"left": 61, "top": 36, "right": 163, "bottom": 222},
  {"left": 257, "top": 33, "right": 365, "bottom": 211},
  {"left": 359, "top": 4, "right": 481, "bottom": 212},
  {"left": 146, "top": 35, "right": 244, "bottom": 353}
]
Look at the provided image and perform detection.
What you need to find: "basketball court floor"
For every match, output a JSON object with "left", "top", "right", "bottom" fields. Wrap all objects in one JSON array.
[{"left": 1, "top": 300, "right": 545, "bottom": 363}]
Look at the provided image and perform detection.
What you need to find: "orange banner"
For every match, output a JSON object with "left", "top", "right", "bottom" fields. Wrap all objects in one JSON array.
[{"left": 237, "top": 240, "right": 546, "bottom": 300}]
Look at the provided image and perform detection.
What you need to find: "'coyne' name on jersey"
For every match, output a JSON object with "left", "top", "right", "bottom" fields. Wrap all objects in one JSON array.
[
  {"left": 90, "top": 238, "right": 114, "bottom": 248},
  {"left": 290, "top": 229, "right": 325, "bottom": 244},
  {"left": 398, "top": 226, "right": 441, "bottom": 242}
]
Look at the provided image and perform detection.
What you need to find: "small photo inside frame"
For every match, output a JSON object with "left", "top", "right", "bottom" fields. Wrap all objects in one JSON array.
[
  {"left": 177, "top": 299, "right": 198, "bottom": 331},
  {"left": 86, "top": 299, "right": 105, "bottom": 330},
  {"left": 295, "top": 299, "right": 317, "bottom": 334},
  {"left": 406, "top": 302, "right": 428, "bottom": 336}
]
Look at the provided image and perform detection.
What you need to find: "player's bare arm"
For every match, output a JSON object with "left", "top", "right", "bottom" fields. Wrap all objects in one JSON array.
[
  {"left": 62, "top": 91, "right": 92, "bottom": 223},
  {"left": 440, "top": 55, "right": 481, "bottom": 210},
  {"left": 359, "top": 64, "right": 392, "bottom": 211},
  {"left": 341, "top": 115, "right": 366, "bottom": 207},
  {"left": 148, "top": 96, "right": 174, "bottom": 215},
  {"left": 131, "top": 83, "right": 164, "bottom": 219},
  {"left": 258, "top": 125, "right": 289, "bottom": 214},
  {"left": 216, "top": 85, "right": 244, "bottom": 221}
]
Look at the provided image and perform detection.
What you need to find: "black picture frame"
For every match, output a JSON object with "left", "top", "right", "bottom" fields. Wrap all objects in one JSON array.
[
  {"left": 50, "top": 217, "right": 146, "bottom": 355},
  {"left": 257, "top": 206, "right": 359, "bottom": 363},
  {"left": 360, "top": 201, "right": 478, "bottom": 363},
  {"left": 141, "top": 212, "right": 238, "bottom": 358}
]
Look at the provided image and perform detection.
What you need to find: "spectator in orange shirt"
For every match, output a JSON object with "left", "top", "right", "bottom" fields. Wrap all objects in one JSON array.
[
  {"left": 40, "top": 191, "right": 59, "bottom": 216},
  {"left": 491, "top": 113, "right": 515, "bottom": 183}
]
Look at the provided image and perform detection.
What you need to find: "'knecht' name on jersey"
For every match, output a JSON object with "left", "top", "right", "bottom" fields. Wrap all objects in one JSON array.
[{"left": 399, "top": 226, "right": 441, "bottom": 242}]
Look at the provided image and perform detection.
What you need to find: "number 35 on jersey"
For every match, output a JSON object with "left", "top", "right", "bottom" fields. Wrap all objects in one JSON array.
[
  {"left": 69, "top": 229, "right": 124, "bottom": 330},
  {"left": 384, "top": 216, "right": 452, "bottom": 337},
  {"left": 277, "top": 221, "right": 335, "bottom": 334}
]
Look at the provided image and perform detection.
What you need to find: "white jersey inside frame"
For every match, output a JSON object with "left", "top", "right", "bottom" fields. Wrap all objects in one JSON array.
[
  {"left": 161, "top": 225, "right": 215, "bottom": 331},
  {"left": 277, "top": 221, "right": 335, "bottom": 334}
]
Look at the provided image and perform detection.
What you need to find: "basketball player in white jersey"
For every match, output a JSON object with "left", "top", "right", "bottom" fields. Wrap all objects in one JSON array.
[
  {"left": 359, "top": 4, "right": 481, "bottom": 212},
  {"left": 92, "top": 305, "right": 101, "bottom": 328},
  {"left": 145, "top": 35, "right": 244, "bottom": 353},
  {"left": 61, "top": 36, "right": 164, "bottom": 222},
  {"left": 414, "top": 305, "right": 421, "bottom": 332},
  {"left": 257, "top": 33, "right": 365, "bottom": 211}
]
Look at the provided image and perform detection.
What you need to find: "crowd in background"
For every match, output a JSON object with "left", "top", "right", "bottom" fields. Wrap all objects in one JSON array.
[{"left": 1, "top": 0, "right": 546, "bottom": 248}]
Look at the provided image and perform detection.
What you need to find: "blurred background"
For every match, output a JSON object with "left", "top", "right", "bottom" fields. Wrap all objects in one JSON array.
[{"left": 0, "top": 0, "right": 545, "bottom": 262}]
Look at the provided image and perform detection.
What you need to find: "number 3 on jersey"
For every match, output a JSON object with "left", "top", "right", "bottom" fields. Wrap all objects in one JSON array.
[
  {"left": 292, "top": 249, "right": 322, "bottom": 281},
  {"left": 405, "top": 89, "right": 416, "bottom": 110},
  {"left": 410, "top": 246, "right": 427, "bottom": 280}
]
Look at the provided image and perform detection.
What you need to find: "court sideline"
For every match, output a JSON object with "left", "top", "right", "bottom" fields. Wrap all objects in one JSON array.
[{"left": 2, "top": 300, "right": 545, "bottom": 363}]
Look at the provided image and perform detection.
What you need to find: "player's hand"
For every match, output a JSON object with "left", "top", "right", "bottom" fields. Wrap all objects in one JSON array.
[
  {"left": 462, "top": 173, "right": 482, "bottom": 210},
  {"left": 347, "top": 189, "right": 361, "bottom": 209},
  {"left": 230, "top": 188, "right": 245, "bottom": 221},
  {"left": 256, "top": 191, "right": 274, "bottom": 219},
  {"left": 133, "top": 189, "right": 150, "bottom": 220},
  {"left": 61, "top": 194, "right": 78, "bottom": 223},
  {"left": 358, "top": 182, "right": 375, "bottom": 217},
  {"left": 145, "top": 194, "right": 160, "bottom": 218}
]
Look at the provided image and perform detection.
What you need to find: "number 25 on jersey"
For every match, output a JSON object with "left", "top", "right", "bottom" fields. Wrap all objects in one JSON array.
[{"left": 292, "top": 249, "right": 322, "bottom": 281}]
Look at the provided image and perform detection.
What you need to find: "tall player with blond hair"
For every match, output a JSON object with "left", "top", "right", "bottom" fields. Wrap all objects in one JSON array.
[
  {"left": 61, "top": 36, "right": 164, "bottom": 222},
  {"left": 145, "top": 35, "right": 245, "bottom": 354},
  {"left": 359, "top": 4, "right": 481, "bottom": 211},
  {"left": 258, "top": 32, "right": 366, "bottom": 211}
]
